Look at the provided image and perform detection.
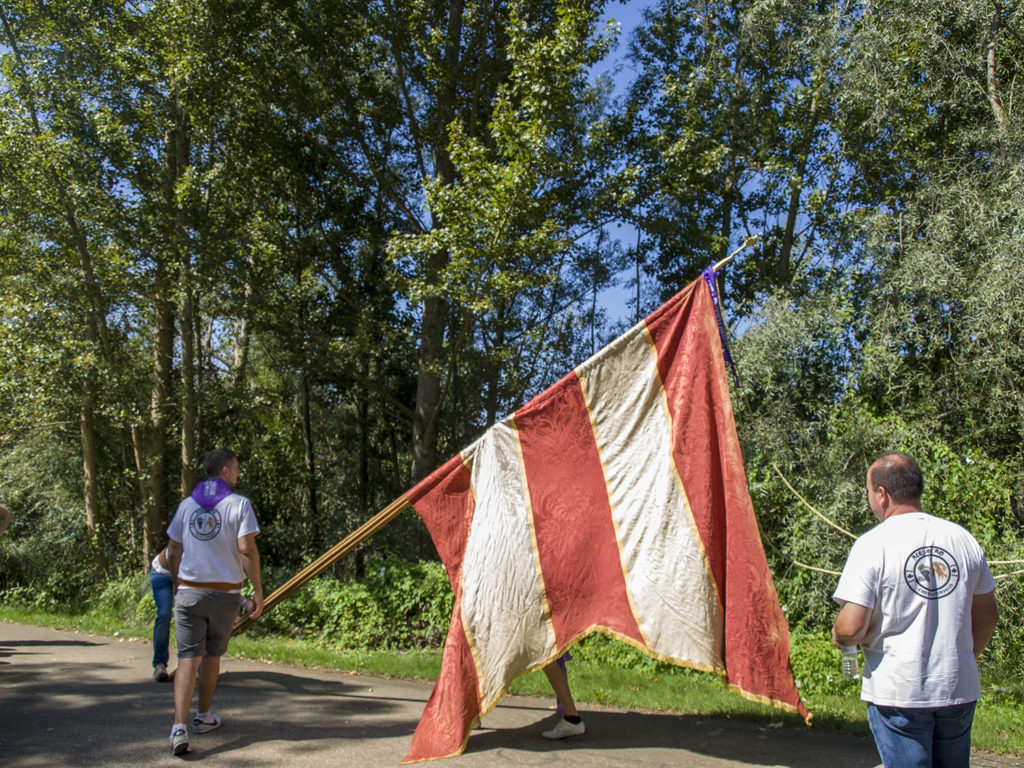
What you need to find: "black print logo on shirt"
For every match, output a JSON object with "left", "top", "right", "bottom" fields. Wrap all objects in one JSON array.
[
  {"left": 904, "top": 546, "right": 960, "bottom": 599},
  {"left": 189, "top": 507, "right": 222, "bottom": 541}
]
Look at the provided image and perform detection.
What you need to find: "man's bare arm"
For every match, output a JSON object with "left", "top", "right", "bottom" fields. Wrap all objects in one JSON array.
[
  {"left": 971, "top": 590, "right": 998, "bottom": 658},
  {"left": 833, "top": 601, "right": 872, "bottom": 647},
  {"left": 166, "top": 540, "right": 183, "bottom": 585},
  {"left": 237, "top": 533, "right": 263, "bottom": 619}
]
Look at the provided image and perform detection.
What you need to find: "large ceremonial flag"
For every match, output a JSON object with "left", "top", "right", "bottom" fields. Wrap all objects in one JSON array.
[{"left": 402, "top": 273, "right": 809, "bottom": 763}]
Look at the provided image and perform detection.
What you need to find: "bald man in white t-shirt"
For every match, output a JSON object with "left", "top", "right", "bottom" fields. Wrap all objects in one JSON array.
[{"left": 833, "top": 452, "right": 998, "bottom": 768}]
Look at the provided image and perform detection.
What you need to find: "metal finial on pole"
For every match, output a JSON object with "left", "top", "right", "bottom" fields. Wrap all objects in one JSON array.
[{"left": 712, "top": 233, "right": 761, "bottom": 273}]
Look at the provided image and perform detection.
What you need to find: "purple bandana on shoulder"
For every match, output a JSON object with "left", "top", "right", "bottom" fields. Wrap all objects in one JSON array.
[{"left": 190, "top": 478, "right": 233, "bottom": 510}]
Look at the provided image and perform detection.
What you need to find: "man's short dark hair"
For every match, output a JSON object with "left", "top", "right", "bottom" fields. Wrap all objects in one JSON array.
[
  {"left": 204, "top": 449, "right": 237, "bottom": 479},
  {"left": 869, "top": 452, "right": 924, "bottom": 503}
]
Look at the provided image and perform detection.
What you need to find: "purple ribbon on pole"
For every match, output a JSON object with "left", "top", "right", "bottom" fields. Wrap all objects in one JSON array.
[{"left": 701, "top": 265, "right": 740, "bottom": 388}]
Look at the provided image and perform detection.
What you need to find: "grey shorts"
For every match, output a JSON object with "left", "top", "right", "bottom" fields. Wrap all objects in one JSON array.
[{"left": 174, "top": 589, "right": 242, "bottom": 658}]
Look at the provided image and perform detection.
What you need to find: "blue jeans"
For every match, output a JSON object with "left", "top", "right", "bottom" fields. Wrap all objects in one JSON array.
[
  {"left": 150, "top": 570, "right": 174, "bottom": 667},
  {"left": 867, "top": 701, "right": 976, "bottom": 768}
]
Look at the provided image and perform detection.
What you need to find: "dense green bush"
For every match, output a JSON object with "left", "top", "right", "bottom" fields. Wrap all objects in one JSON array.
[
  {"left": 254, "top": 558, "right": 453, "bottom": 650},
  {"left": 88, "top": 572, "right": 154, "bottom": 625},
  {"left": 0, "top": 568, "right": 153, "bottom": 625},
  {"left": 0, "top": 431, "right": 99, "bottom": 606},
  {"left": 788, "top": 632, "right": 860, "bottom": 697},
  {"left": 570, "top": 631, "right": 681, "bottom": 674}
]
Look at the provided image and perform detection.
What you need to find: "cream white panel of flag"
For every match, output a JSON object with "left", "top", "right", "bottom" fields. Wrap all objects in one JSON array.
[
  {"left": 577, "top": 328, "right": 724, "bottom": 670},
  {"left": 460, "top": 424, "right": 556, "bottom": 710}
]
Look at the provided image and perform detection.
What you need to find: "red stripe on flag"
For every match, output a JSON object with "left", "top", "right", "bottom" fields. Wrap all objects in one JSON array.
[
  {"left": 403, "top": 600, "right": 481, "bottom": 763},
  {"left": 645, "top": 281, "right": 727, "bottom": 590},
  {"left": 646, "top": 280, "right": 807, "bottom": 718},
  {"left": 515, "top": 374, "right": 645, "bottom": 648},
  {"left": 404, "top": 456, "right": 484, "bottom": 763},
  {"left": 406, "top": 455, "right": 475, "bottom": 588}
]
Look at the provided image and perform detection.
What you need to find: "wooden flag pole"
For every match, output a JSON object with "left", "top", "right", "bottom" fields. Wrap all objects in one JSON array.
[{"left": 232, "top": 494, "right": 412, "bottom": 635}]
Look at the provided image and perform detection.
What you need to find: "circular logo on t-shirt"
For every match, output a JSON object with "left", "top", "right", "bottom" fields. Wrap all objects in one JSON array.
[
  {"left": 189, "top": 507, "right": 222, "bottom": 541},
  {"left": 904, "top": 546, "right": 960, "bottom": 599}
]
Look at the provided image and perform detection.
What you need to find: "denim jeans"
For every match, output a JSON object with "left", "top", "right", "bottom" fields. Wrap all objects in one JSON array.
[
  {"left": 150, "top": 570, "right": 174, "bottom": 667},
  {"left": 867, "top": 701, "right": 976, "bottom": 768}
]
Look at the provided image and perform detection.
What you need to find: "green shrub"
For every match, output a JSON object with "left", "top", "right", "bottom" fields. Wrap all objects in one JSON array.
[
  {"left": 88, "top": 572, "right": 152, "bottom": 624},
  {"left": 571, "top": 631, "right": 679, "bottom": 674},
  {"left": 256, "top": 557, "right": 453, "bottom": 650},
  {"left": 788, "top": 631, "right": 860, "bottom": 697},
  {"left": 0, "top": 568, "right": 96, "bottom": 613}
]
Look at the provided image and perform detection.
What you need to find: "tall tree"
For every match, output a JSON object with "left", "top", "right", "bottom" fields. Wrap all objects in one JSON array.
[
  {"left": 376, "top": 0, "right": 622, "bottom": 484},
  {"left": 0, "top": 0, "right": 134, "bottom": 575},
  {"left": 624, "top": 0, "right": 857, "bottom": 314},
  {"left": 730, "top": 0, "right": 1024, "bottom": 649}
]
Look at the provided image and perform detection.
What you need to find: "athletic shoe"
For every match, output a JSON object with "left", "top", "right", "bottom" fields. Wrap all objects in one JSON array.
[
  {"left": 153, "top": 663, "right": 168, "bottom": 682},
  {"left": 541, "top": 718, "right": 586, "bottom": 739},
  {"left": 170, "top": 726, "right": 190, "bottom": 756},
  {"left": 192, "top": 712, "right": 223, "bottom": 733}
]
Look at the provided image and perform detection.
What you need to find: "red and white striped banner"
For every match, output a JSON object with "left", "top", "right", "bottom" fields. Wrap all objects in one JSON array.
[{"left": 403, "top": 277, "right": 808, "bottom": 763}]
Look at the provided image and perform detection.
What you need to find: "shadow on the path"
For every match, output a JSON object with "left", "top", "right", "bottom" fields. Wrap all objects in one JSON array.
[
  {"left": 1, "top": 639, "right": 104, "bottom": 647},
  {"left": 0, "top": 654, "right": 417, "bottom": 765},
  {"left": 463, "top": 710, "right": 882, "bottom": 768}
]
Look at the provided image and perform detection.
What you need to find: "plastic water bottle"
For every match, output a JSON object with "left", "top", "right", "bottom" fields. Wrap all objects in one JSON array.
[{"left": 840, "top": 645, "right": 860, "bottom": 680}]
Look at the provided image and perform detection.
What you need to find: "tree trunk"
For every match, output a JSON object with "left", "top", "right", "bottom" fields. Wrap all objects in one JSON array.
[
  {"left": 411, "top": 0, "right": 463, "bottom": 485},
  {"left": 194, "top": 301, "right": 205, "bottom": 457},
  {"left": 779, "top": 92, "right": 818, "bottom": 281},
  {"left": 717, "top": 164, "right": 735, "bottom": 305},
  {"left": 180, "top": 258, "right": 198, "bottom": 494},
  {"left": 232, "top": 250, "right": 255, "bottom": 391},
  {"left": 485, "top": 302, "right": 506, "bottom": 427},
  {"left": 412, "top": 285, "right": 446, "bottom": 483},
  {"left": 143, "top": 107, "right": 185, "bottom": 556},
  {"left": 353, "top": 352, "right": 372, "bottom": 578},
  {"left": 130, "top": 423, "right": 154, "bottom": 565},
  {"left": 80, "top": 374, "right": 107, "bottom": 577},
  {"left": 145, "top": 251, "right": 175, "bottom": 558},
  {"left": 358, "top": 354, "right": 371, "bottom": 515},
  {"left": 175, "top": 106, "right": 197, "bottom": 495},
  {"left": 986, "top": 8, "right": 1005, "bottom": 127},
  {"left": 299, "top": 355, "right": 320, "bottom": 530}
]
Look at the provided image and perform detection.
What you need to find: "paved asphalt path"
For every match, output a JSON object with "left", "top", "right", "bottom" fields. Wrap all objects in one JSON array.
[{"left": 2, "top": 621, "right": 1021, "bottom": 768}]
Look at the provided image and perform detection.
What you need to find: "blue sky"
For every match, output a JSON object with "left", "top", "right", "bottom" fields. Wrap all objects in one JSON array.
[
  {"left": 592, "top": 2, "right": 655, "bottom": 329},
  {"left": 597, "top": 1, "right": 652, "bottom": 92}
]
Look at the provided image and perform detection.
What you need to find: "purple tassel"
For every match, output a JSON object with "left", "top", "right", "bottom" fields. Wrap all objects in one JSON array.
[{"left": 702, "top": 265, "right": 740, "bottom": 388}]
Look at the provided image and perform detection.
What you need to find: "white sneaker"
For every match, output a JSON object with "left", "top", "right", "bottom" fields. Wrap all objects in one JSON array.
[
  {"left": 192, "top": 712, "right": 222, "bottom": 733},
  {"left": 170, "top": 725, "right": 190, "bottom": 756},
  {"left": 541, "top": 718, "right": 586, "bottom": 739}
]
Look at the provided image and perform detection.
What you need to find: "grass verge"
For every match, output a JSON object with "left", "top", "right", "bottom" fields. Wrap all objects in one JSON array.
[{"left": 2, "top": 606, "right": 1020, "bottom": 756}]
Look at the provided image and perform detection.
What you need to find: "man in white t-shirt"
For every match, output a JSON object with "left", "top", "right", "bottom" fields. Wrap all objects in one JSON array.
[
  {"left": 166, "top": 449, "right": 264, "bottom": 757},
  {"left": 833, "top": 452, "right": 998, "bottom": 768}
]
